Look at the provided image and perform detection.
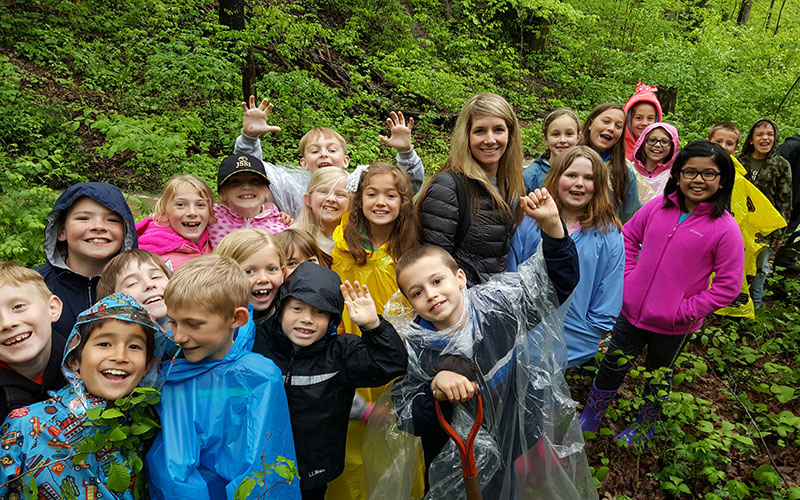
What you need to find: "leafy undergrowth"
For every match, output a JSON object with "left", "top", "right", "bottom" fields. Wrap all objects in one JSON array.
[{"left": 569, "top": 271, "right": 800, "bottom": 499}]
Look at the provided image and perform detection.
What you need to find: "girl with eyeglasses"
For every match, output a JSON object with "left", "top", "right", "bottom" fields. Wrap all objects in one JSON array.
[
  {"left": 579, "top": 140, "right": 744, "bottom": 447},
  {"left": 631, "top": 122, "right": 681, "bottom": 205}
]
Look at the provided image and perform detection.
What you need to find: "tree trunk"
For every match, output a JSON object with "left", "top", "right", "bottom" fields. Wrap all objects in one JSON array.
[
  {"left": 764, "top": 0, "right": 775, "bottom": 30},
  {"left": 773, "top": 0, "right": 787, "bottom": 34},
  {"left": 219, "top": 0, "right": 257, "bottom": 102},
  {"left": 441, "top": 0, "right": 454, "bottom": 20},
  {"left": 737, "top": 0, "right": 752, "bottom": 25},
  {"left": 660, "top": 87, "right": 677, "bottom": 115}
]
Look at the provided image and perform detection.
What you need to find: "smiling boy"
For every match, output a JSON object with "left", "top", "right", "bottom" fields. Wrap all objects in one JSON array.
[
  {"left": 97, "top": 249, "right": 172, "bottom": 327},
  {"left": 253, "top": 262, "right": 407, "bottom": 499},
  {"left": 0, "top": 263, "right": 64, "bottom": 422},
  {"left": 35, "top": 182, "right": 138, "bottom": 338},
  {"left": 146, "top": 255, "right": 300, "bottom": 499},
  {"left": 0, "top": 292, "right": 167, "bottom": 500}
]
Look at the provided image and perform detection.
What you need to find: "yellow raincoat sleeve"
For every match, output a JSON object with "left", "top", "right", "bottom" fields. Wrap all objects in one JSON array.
[{"left": 716, "top": 157, "right": 786, "bottom": 318}]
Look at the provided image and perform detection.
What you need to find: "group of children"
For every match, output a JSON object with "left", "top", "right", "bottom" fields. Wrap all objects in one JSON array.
[{"left": 0, "top": 82, "right": 793, "bottom": 499}]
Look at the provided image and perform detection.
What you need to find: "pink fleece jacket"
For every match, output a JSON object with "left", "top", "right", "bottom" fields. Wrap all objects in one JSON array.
[
  {"left": 207, "top": 202, "right": 288, "bottom": 248},
  {"left": 623, "top": 80, "right": 663, "bottom": 161},
  {"left": 621, "top": 192, "right": 744, "bottom": 335},
  {"left": 135, "top": 217, "right": 211, "bottom": 271}
]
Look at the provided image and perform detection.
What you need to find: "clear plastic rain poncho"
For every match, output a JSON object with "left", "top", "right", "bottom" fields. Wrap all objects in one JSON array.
[{"left": 363, "top": 247, "right": 597, "bottom": 500}]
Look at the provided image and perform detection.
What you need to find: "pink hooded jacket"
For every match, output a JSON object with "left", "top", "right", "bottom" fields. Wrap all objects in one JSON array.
[
  {"left": 136, "top": 217, "right": 211, "bottom": 271},
  {"left": 207, "top": 202, "right": 288, "bottom": 248},
  {"left": 621, "top": 192, "right": 744, "bottom": 335},
  {"left": 623, "top": 81, "right": 663, "bottom": 161},
  {"left": 631, "top": 122, "right": 680, "bottom": 204}
]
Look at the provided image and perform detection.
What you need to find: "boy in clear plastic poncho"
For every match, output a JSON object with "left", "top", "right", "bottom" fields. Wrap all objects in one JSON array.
[
  {"left": 0, "top": 292, "right": 175, "bottom": 500},
  {"left": 364, "top": 189, "right": 597, "bottom": 500}
]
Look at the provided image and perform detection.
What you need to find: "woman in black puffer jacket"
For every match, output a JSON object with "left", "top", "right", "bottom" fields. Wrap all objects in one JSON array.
[{"left": 417, "top": 93, "right": 526, "bottom": 285}]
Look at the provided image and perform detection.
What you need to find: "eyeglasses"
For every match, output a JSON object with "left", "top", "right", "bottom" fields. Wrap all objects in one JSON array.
[
  {"left": 680, "top": 168, "right": 721, "bottom": 181},
  {"left": 645, "top": 138, "right": 671, "bottom": 147}
]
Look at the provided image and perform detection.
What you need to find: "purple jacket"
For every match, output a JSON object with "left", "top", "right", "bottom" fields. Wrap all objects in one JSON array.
[{"left": 621, "top": 192, "right": 744, "bottom": 335}]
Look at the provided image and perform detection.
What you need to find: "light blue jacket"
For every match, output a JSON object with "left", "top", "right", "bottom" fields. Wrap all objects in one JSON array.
[
  {"left": 523, "top": 154, "right": 551, "bottom": 194},
  {"left": 510, "top": 217, "right": 625, "bottom": 367},
  {"left": 146, "top": 312, "right": 300, "bottom": 500}
]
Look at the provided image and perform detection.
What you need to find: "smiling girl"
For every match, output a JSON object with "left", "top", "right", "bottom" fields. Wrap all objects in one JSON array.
[
  {"left": 581, "top": 103, "right": 642, "bottom": 223},
  {"left": 524, "top": 108, "right": 581, "bottom": 193},
  {"left": 511, "top": 146, "right": 624, "bottom": 367},
  {"left": 580, "top": 141, "right": 743, "bottom": 446},
  {"left": 136, "top": 175, "right": 214, "bottom": 272},
  {"left": 293, "top": 167, "right": 350, "bottom": 255},
  {"left": 418, "top": 92, "right": 525, "bottom": 286},
  {"left": 631, "top": 122, "right": 681, "bottom": 205}
]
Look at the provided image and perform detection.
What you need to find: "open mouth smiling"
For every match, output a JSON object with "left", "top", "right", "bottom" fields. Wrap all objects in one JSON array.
[{"left": 2, "top": 333, "right": 32, "bottom": 346}]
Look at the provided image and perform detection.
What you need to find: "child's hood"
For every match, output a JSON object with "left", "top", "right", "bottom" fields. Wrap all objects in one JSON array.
[
  {"left": 63, "top": 292, "right": 174, "bottom": 405},
  {"left": 623, "top": 80, "right": 664, "bottom": 119},
  {"left": 632, "top": 122, "right": 680, "bottom": 171},
  {"left": 277, "top": 261, "right": 343, "bottom": 336},
  {"left": 136, "top": 216, "right": 209, "bottom": 254},
  {"left": 43, "top": 182, "right": 138, "bottom": 269}
]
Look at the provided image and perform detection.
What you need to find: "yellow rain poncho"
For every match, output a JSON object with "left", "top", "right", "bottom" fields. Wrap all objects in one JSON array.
[{"left": 716, "top": 157, "right": 786, "bottom": 318}]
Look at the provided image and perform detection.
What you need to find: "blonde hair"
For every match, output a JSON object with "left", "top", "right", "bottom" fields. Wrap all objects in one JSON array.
[
  {"left": 294, "top": 168, "right": 350, "bottom": 239},
  {"left": 423, "top": 93, "right": 524, "bottom": 224},
  {"left": 0, "top": 262, "right": 53, "bottom": 301},
  {"left": 298, "top": 127, "right": 348, "bottom": 157},
  {"left": 152, "top": 175, "right": 215, "bottom": 225},
  {"left": 97, "top": 249, "right": 173, "bottom": 298},
  {"left": 165, "top": 255, "right": 250, "bottom": 318},
  {"left": 542, "top": 146, "right": 622, "bottom": 234},
  {"left": 213, "top": 229, "right": 287, "bottom": 270},
  {"left": 275, "top": 228, "right": 333, "bottom": 268}
]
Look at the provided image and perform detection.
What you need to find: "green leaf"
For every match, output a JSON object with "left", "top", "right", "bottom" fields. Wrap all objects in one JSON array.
[
  {"left": 234, "top": 478, "right": 257, "bottom": 500},
  {"left": 274, "top": 463, "right": 295, "bottom": 481},
  {"left": 101, "top": 408, "right": 125, "bottom": 419},
  {"left": 131, "top": 421, "right": 153, "bottom": 435},
  {"left": 106, "top": 460, "right": 132, "bottom": 493},
  {"left": 752, "top": 464, "right": 781, "bottom": 487},
  {"left": 109, "top": 426, "right": 128, "bottom": 441},
  {"left": 770, "top": 384, "right": 795, "bottom": 403}
]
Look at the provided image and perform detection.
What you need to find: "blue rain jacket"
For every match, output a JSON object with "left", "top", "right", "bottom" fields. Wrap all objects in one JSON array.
[
  {"left": 146, "top": 309, "right": 300, "bottom": 500},
  {"left": 522, "top": 154, "right": 551, "bottom": 194},
  {"left": 510, "top": 216, "right": 624, "bottom": 367}
]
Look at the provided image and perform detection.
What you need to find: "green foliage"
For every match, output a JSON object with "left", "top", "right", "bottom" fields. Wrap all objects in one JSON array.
[{"left": 233, "top": 441, "right": 299, "bottom": 500}]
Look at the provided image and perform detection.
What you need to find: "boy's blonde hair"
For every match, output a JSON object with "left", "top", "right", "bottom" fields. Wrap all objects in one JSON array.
[
  {"left": 294, "top": 167, "right": 350, "bottom": 236},
  {"left": 152, "top": 175, "right": 215, "bottom": 224},
  {"left": 275, "top": 228, "right": 333, "bottom": 268},
  {"left": 0, "top": 262, "right": 53, "bottom": 301},
  {"left": 165, "top": 255, "right": 250, "bottom": 318},
  {"left": 708, "top": 122, "right": 741, "bottom": 142},
  {"left": 213, "top": 229, "right": 287, "bottom": 270},
  {"left": 97, "top": 249, "right": 173, "bottom": 298},
  {"left": 298, "top": 127, "right": 348, "bottom": 157}
]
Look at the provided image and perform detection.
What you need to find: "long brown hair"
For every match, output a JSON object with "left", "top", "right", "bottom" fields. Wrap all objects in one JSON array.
[
  {"left": 580, "top": 103, "right": 629, "bottom": 210},
  {"left": 420, "top": 93, "right": 525, "bottom": 224},
  {"left": 542, "top": 146, "right": 622, "bottom": 234},
  {"left": 344, "top": 162, "right": 419, "bottom": 265}
]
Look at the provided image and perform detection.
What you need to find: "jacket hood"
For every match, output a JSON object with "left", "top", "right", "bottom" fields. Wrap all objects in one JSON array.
[
  {"left": 632, "top": 122, "right": 680, "bottom": 176},
  {"left": 43, "top": 182, "right": 138, "bottom": 270},
  {"left": 63, "top": 292, "right": 174, "bottom": 405},
  {"left": 136, "top": 216, "right": 209, "bottom": 254},
  {"left": 277, "top": 261, "right": 344, "bottom": 334}
]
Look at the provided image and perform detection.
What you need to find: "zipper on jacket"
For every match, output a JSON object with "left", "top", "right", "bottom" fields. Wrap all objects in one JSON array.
[{"left": 285, "top": 354, "right": 296, "bottom": 401}]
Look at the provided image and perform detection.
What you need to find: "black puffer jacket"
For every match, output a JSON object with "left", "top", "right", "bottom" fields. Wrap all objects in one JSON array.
[
  {"left": 252, "top": 262, "right": 408, "bottom": 491},
  {"left": 777, "top": 134, "right": 800, "bottom": 223},
  {"left": 419, "top": 172, "right": 517, "bottom": 286}
]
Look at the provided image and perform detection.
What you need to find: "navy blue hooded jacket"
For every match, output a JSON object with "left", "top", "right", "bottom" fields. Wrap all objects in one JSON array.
[
  {"left": 34, "top": 182, "right": 137, "bottom": 337},
  {"left": 253, "top": 262, "right": 408, "bottom": 490}
]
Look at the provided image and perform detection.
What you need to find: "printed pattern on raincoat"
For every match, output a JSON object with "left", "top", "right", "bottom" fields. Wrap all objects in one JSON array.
[
  {"left": 716, "top": 156, "right": 786, "bottom": 318},
  {"left": 146, "top": 306, "right": 300, "bottom": 500},
  {"left": 363, "top": 247, "right": 596, "bottom": 500},
  {"left": 0, "top": 292, "right": 174, "bottom": 500}
]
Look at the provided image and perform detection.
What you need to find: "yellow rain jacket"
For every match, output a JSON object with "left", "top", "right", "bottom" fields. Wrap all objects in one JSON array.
[
  {"left": 328, "top": 213, "right": 424, "bottom": 499},
  {"left": 716, "top": 157, "right": 786, "bottom": 318}
]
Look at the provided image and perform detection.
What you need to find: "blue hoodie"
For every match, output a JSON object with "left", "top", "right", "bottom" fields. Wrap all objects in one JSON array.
[
  {"left": 35, "top": 183, "right": 138, "bottom": 338},
  {"left": 523, "top": 154, "right": 551, "bottom": 194},
  {"left": 146, "top": 308, "right": 300, "bottom": 500}
]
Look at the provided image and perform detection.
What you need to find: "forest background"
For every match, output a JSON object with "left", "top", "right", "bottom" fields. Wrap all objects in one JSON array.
[{"left": 1, "top": 0, "right": 799, "bottom": 498}]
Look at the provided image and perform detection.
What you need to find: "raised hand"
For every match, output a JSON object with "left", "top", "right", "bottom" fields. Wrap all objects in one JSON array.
[
  {"left": 279, "top": 212, "right": 294, "bottom": 226},
  {"left": 341, "top": 280, "right": 380, "bottom": 330},
  {"left": 241, "top": 95, "right": 281, "bottom": 138},
  {"left": 520, "top": 188, "right": 565, "bottom": 238},
  {"left": 378, "top": 111, "right": 414, "bottom": 152}
]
